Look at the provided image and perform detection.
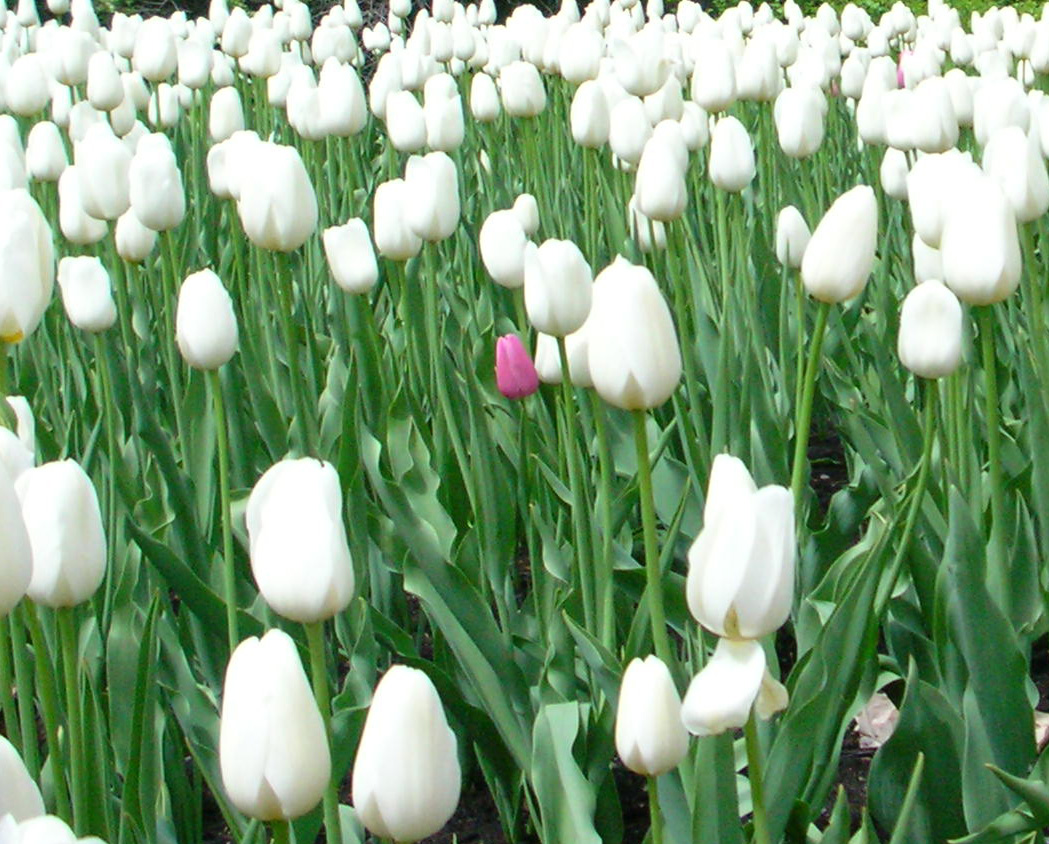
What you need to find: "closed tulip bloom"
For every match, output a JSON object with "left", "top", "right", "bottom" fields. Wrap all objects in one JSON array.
[
  {"left": 879, "top": 147, "right": 909, "bottom": 201},
  {"left": 479, "top": 209, "right": 528, "bottom": 289},
  {"left": 176, "top": 269, "right": 238, "bottom": 370},
  {"left": 220, "top": 630, "right": 330, "bottom": 820},
  {"left": 115, "top": 208, "right": 157, "bottom": 263},
  {"left": 0, "top": 466, "right": 32, "bottom": 618},
  {"left": 499, "top": 60, "right": 546, "bottom": 118},
  {"left": 424, "top": 91, "right": 464, "bottom": 152},
  {"left": 633, "top": 137, "right": 685, "bottom": 224},
  {"left": 58, "top": 167, "right": 108, "bottom": 247},
  {"left": 385, "top": 90, "right": 427, "bottom": 152},
  {"left": 587, "top": 256, "right": 681, "bottom": 410},
  {"left": 559, "top": 22, "right": 602, "bottom": 83},
  {"left": 679, "top": 103, "right": 709, "bottom": 151},
  {"left": 571, "top": 80, "right": 609, "bottom": 149},
  {"left": 209, "top": 86, "right": 244, "bottom": 142},
  {"left": 982, "top": 126, "right": 1049, "bottom": 224},
  {"left": 801, "top": 185, "right": 877, "bottom": 303},
  {"left": 911, "top": 77, "right": 958, "bottom": 154},
  {"left": 57, "top": 256, "right": 116, "bottom": 334},
  {"left": 690, "top": 38, "right": 736, "bottom": 113},
  {"left": 373, "top": 178, "right": 423, "bottom": 261},
  {"left": 129, "top": 135, "right": 185, "bottom": 232},
  {"left": 897, "top": 280, "right": 963, "bottom": 379},
  {"left": 470, "top": 72, "right": 500, "bottom": 122},
  {"left": 907, "top": 150, "right": 982, "bottom": 249},
  {"left": 709, "top": 116, "right": 755, "bottom": 193},
  {"left": 16, "top": 460, "right": 105, "bottom": 608},
  {"left": 628, "top": 195, "right": 667, "bottom": 253},
  {"left": 686, "top": 454, "right": 793, "bottom": 639},
  {"left": 774, "top": 86, "right": 825, "bottom": 159},
  {"left": 608, "top": 96, "right": 652, "bottom": 168},
  {"left": 222, "top": 7, "right": 252, "bottom": 57},
  {"left": 146, "top": 83, "right": 181, "bottom": 129},
  {"left": 615, "top": 656, "right": 688, "bottom": 776},
  {"left": 681, "top": 638, "right": 788, "bottom": 736},
  {"left": 246, "top": 459, "right": 354, "bottom": 622},
  {"left": 0, "top": 189, "right": 55, "bottom": 344},
  {"left": 775, "top": 205, "right": 810, "bottom": 269},
  {"left": 179, "top": 40, "right": 214, "bottom": 90},
  {"left": 513, "top": 194, "right": 540, "bottom": 237},
  {"left": 940, "top": 176, "right": 1021, "bottom": 306},
  {"left": 323, "top": 218, "right": 378, "bottom": 294},
  {"left": 973, "top": 76, "right": 1028, "bottom": 148},
  {"left": 533, "top": 333, "right": 562, "bottom": 385},
  {"left": 495, "top": 334, "right": 539, "bottom": 399},
  {"left": 237, "top": 143, "right": 317, "bottom": 251},
  {"left": 48, "top": 28, "right": 95, "bottom": 88},
  {"left": 317, "top": 61, "right": 367, "bottom": 137},
  {"left": 87, "top": 51, "right": 124, "bottom": 111},
  {"left": 25, "top": 122, "right": 67, "bottom": 183},
  {"left": 524, "top": 239, "right": 592, "bottom": 337},
  {"left": 352, "top": 666, "right": 461, "bottom": 843},
  {"left": 612, "top": 24, "right": 670, "bottom": 97},
  {"left": 76, "top": 123, "right": 132, "bottom": 221},
  {"left": 912, "top": 234, "right": 942, "bottom": 283},
  {"left": 133, "top": 17, "right": 178, "bottom": 82},
  {"left": 404, "top": 152, "right": 460, "bottom": 242},
  {"left": 0, "top": 736, "right": 43, "bottom": 820},
  {"left": 5, "top": 56, "right": 50, "bottom": 117},
  {"left": 0, "top": 398, "right": 35, "bottom": 483}
]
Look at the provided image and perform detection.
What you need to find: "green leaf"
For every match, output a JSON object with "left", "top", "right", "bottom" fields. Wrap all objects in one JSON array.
[{"left": 531, "top": 702, "right": 602, "bottom": 844}]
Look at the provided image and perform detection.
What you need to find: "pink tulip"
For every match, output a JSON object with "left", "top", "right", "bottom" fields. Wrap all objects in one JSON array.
[
  {"left": 495, "top": 334, "right": 539, "bottom": 399},
  {"left": 897, "top": 51, "right": 911, "bottom": 88}
]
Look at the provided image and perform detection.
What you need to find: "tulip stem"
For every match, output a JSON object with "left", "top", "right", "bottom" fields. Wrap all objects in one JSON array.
[
  {"left": 0, "top": 621, "right": 21, "bottom": 756},
  {"left": 10, "top": 610, "right": 39, "bottom": 777},
  {"left": 0, "top": 341, "right": 15, "bottom": 429},
  {"left": 210, "top": 370, "right": 238, "bottom": 655},
  {"left": 95, "top": 335, "right": 119, "bottom": 633},
  {"left": 977, "top": 306, "right": 1008, "bottom": 611},
  {"left": 159, "top": 232, "right": 188, "bottom": 452},
  {"left": 274, "top": 251, "right": 315, "bottom": 455},
  {"left": 58, "top": 608, "right": 87, "bottom": 834},
  {"left": 305, "top": 621, "right": 342, "bottom": 844},
  {"left": 590, "top": 391, "right": 615, "bottom": 651},
  {"left": 633, "top": 409, "right": 672, "bottom": 666},
  {"left": 790, "top": 301, "right": 831, "bottom": 519},
  {"left": 744, "top": 712, "right": 771, "bottom": 844},
  {"left": 269, "top": 820, "right": 290, "bottom": 844},
  {"left": 647, "top": 776, "right": 665, "bottom": 844}
]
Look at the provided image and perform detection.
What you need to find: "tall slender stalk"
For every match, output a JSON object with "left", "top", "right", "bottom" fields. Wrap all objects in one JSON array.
[
  {"left": 305, "top": 622, "right": 341, "bottom": 844},
  {"left": 977, "top": 306, "right": 1007, "bottom": 610},
  {"left": 10, "top": 612, "right": 38, "bottom": 775},
  {"left": 0, "top": 341, "right": 15, "bottom": 429},
  {"left": 0, "top": 622, "right": 21, "bottom": 754},
  {"left": 210, "top": 370, "right": 238, "bottom": 654},
  {"left": 633, "top": 410, "right": 672, "bottom": 666},
  {"left": 58, "top": 609, "right": 87, "bottom": 834},
  {"left": 744, "top": 713, "right": 770, "bottom": 844},
  {"left": 648, "top": 776, "right": 665, "bottom": 844},
  {"left": 790, "top": 301, "right": 831, "bottom": 517},
  {"left": 590, "top": 392, "right": 615, "bottom": 650}
]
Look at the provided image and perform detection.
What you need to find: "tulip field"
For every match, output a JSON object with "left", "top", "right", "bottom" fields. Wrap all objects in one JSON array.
[{"left": 7, "top": 0, "right": 1049, "bottom": 841}]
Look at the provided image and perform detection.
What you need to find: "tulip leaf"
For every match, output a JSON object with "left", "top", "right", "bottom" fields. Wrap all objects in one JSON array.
[{"left": 531, "top": 702, "right": 602, "bottom": 844}]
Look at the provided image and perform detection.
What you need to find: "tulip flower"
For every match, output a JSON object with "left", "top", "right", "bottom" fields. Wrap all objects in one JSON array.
[
  {"left": 209, "top": 87, "right": 245, "bottom": 142},
  {"left": 323, "top": 219, "right": 379, "bottom": 295},
  {"left": 982, "top": 126, "right": 1049, "bottom": 224},
  {"left": 570, "top": 80, "right": 610, "bottom": 149},
  {"left": 880, "top": 148, "right": 909, "bottom": 201},
  {"left": 523, "top": 239, "right": 592, "bottom": 337},
  {"left": 0, "top": 464, "right": 32, "bottom": 618},
  {"left": 775, "top": 206, "right": 810, "bottom": 269},
  {"left": 0, "top": 397, "right": 35, "bottom": 481},
  {"left": 612, "top": 23, "right": 670, "bottom": 97},
  {"left": 0, "top": 735, "right": 44, "bottom": 820},
  {"left": 219, "top": 630, "right": 331, "bottom": 820},
  {"left": 470, "top": 72, "right": 500, "bottom": 122},
  {"left": 5, "top": 56, "right": 50, "bottom": 117},
  {"left": 801, "top": 185, "right": 877, "bottom": 304},
  {"left": 133, "top": 18, "right": 178, "bottom": 82},
  {"left": 385, "top": 90, "right": 427, "bottom": 153},
  {"left": 708, "top": 116, "right": 755, "bottom": 193},
  {"left": 0, "top": 190, "right": 54, "bottom": 345},
  {"left": 3, "top": 815, "right": 78, "bottom": 844},
  {"left": 479, "top": 209, "right": 528, "bottom": 289},
  {"left": 495, "top": 334, "right": 540, "bottom": 399},
  {"left": 16, "top": 460, "right": 105, "bottom": 608},
  {"left": 57, "top": 256, "right": 117, "bottom": 334},
  {"left": 237, "top": 142, "right": 317, "bottom": 252},
  {"left": 86, "top": 52, "right": 124, "bottom": 112},
  {"left": 129, "top": 135, "right": 186, "bottom": 232},
  {"left": 76, "top": 124, "right": 132, "bottom": 221},
  {"left": 175, "top": 270, "right": 238, "bottom": 370},
  {"left": 115, "top": 209, "right": 157, "bottom": 264},
  {"left": 317, "top": 61, "right": 367, "bottom": 138},
  {"left": 352, "top": 666, "right": 461, "bottom": 843},
  {"left": 774, "top": 87, "right": 825, "bottom": 159},
  {"left": 513, "top": 194, "right": 540, "bottom": 237},
  {"left": 690, "top": 37, "right": 736, "bottom": 113},
  {"left": 634, "top": 134, "right": 687, "bottom": 222},
  {"left": 373, "top": 178, "right": 423, "bottom": 262},
  {"left": 912, "top": 234, "right": 942, "bottom": 284},
  {"left": 608, "top": 97, "right": 652, "bottom": 168},
  {"left": 897, "top": 280, "right": 963, "bottom": 380},
  {"left": 246, "top": 459, "right": 355, "bottom": 624},
  {"left": 404, "top": 152, "right": 460, "bottom": 242},
  {"left": 25, "top": 122, "right": 67, "bottom": 182},
  {"left": 615, "top": 656, "right": 688, "bottom": 776},
  {"left": 628, "top": 195, "right": 667, "bottom": 253},
  {"left": 499, "top": 60, "right": 546, "bottom": 118},
  {"left": 423, "top": 88, "right": 464, "bottom": 153}
]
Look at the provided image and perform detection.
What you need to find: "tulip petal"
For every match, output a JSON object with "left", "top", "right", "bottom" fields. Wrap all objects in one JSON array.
[{"left": 681, "top": 638, "right": 766, "bottom": 737}]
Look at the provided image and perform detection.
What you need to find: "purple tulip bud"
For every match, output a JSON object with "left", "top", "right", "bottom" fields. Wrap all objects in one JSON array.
[{"left": 495, "top": 334, "right": 539, "bottom": 399}]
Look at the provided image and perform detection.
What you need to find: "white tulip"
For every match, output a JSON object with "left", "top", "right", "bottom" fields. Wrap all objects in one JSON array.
[{"left": 615, "top": 656, "right": 688, "bottom": 776}]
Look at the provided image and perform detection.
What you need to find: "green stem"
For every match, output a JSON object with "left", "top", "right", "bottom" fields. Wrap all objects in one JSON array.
[
  {"left": 978, "top": 306, "right": 1008, "bottom": 610},
  {"left": 0, "top": 621, "right": 21, "bottom": 754},
  {"left": 648, "top": 776, "right": 665, "bottom": 844},
  {"left": 23, "top": 602, "right": 71, "bottom": 818},
  {"left": 0, "top": 341, "right": 15, "bottom": 429},
  {"left": 274, "top": 251, "right": 315, "bottom": 455},
  {"left": 58, "top": 609, "right": 86, "bottom": 834},
  {"left": 590, "top": 391, "right": 615, "bottom": 651},
  {"left": 744, "top": 712, "right": 770, "bottom": 844},
  {"left": 160, "top": 232, "right": 188, "bottom": 451},
  {"left": 305, "top": 622, "right": 341, "bottom": 844},
  {"left": 789, "top": 301, "right": 831, "bottom": 518},
  {"left": 269, "top": 819, "right": 290, "bottom": 844},
  {"left": 210, "top": 370, "right": 238, "bottom": 655},
  {"left": 10, "top": 612, "right": 39, "bottom": 776},
  {"left": 95, "top": 335, "right": 119, "bottom": 634},
  {"left": 633, "top": 409, "right": 672, "bottom": 666}
]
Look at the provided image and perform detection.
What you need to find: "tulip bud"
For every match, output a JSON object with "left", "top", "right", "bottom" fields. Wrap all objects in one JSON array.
[
  {"left": 681, "top": 638, "right": 788, "bottom": 736},
  {"left": 571, "top": 80, "right": 610, "bottom": 148},
  {"left": 404, "top": 151, "right": 460, "bottom": 242},
  {"left": 0, "top": 736, "right": 43, "bottom": 821},
  {"left": 708, "top": 116, "right": 755, "bottom": 193},
  {"left": 613, "top": 24, "right": 670, "bottom": 97},
  {"left": 220, "top": 630, "right": 330, "bottom": 820},
  {"left": 0, "top": 189, "right": 56, "bottom": 344},
  {"left": 384, "top": 90, "right": 427, "bottom": 152},
  {"left": 57, "top": 256, "right": 116, "bottom": 334},
  {"left": 690, "top": 38, "right": 737, "bottom": 113},
  {"left": 237, "top": 142, "right": 317, "bottom": 251},
  {"left": 524, "top": 239, "right": 592, "bottom": 337},
  {"left": 628, "top": 195, "right": 667, "bottom": 253},
  {"left": 686, "top": 454, "right": 794, "bottom": 639},
  {"left": 115, "top": 209, "right": 157, "bottom": 264},
  {"left": 940, "top": 175, "right": 1021, "bottom": 306},
  {"left": 559, "top": 22, "right": 602, "bottom": 83},
  {"left": 317, "top": 60, "right": 367, "bottom": 137},
  {"left": 495, "top": 334, "right": 539, "bottom": 399},
  {"left": 907, "top": 150, "right": 982, "bottom": 249},
  {"left": 76, "top": 123, "right": 132, "bottom": 221},
  {"left": 87, "top": 51, "right": 124, "bottom": 111},
  {"left": 533, "top": 333, "right": 562, "bottom": 385},
  {"left": 912, "top": 233, "right": 941, "bottom": 283},
  {"left": 982, "top": 126, "right": 1049, "bottom": 224},
  {"left": 133, "top": 17, "right": 178, "bottom": 82},
  {"left": 801, "top": 185, "right": 877, "bottom": 303},
  {"left": 0, "top": 398, "right": 35, "bottom": 482},
  {"left": 587, "top": 256, "right": 681, "bottom": 410},
  {"left": 773, "top": 86, "right": 825, "bottom": 159},
  {"left": 25, "top": 123, "right": 67, "bottom": 183},
  {"left": 373, "top": 178, "right": 423, "bottom": 261},
  {"left": 879, "top": 147, "right": 909, "bottom": 201},
  {"left": 0, "top": 466, "right": 32, "bottom": 618},
  {"left": 323, "top": 218, "right": 378, "bottom": 294},
  {"left": 16, "top": 460, "right": 105, "bottom": 608},
  {"left": 175, "top": 269, "right": 238, "bottom": 370},
  {"left": 58, "top": 167, "right": 107, "bottom": 247},
  {"left": 209, "top": 86, "right": 244, "bottom": 142},
  {"left": 775, "top": 205, "right": 810, "bottom": 269},
  {"left": 634, "top": 133, "right": 686, "bottom": 222},
  {"left": 608, "top": 96, "right": 652, "bottom": 169},
  {"left": 513, "top": 194, "right": 540, "bottom": 237},
  {"left": 129, "top": 135, "right": 186, "bottom": 232},
  {"left": 479, "top": 209, "right": 528, "bottom": 289},
  {"left": 470, "top": 72, "right": 500, "bottom": 122},
  {"left": 423, "top": 81, "right": 464, "bottom": 152},
  {"left": 5, "top": 56, "right": 50, "bottom": 117},
  {"left": 897, "top": 279, "right": 963, "bottom": 379},
  {"left": 615, "top": 656, "right": 688, "bottom": 776},
  {"left": 352, "top": 666, "right": 461, "bottom": 843},
  {"left": 499, "top": 60, "right": 546, "bottom": 117},
  {"left": 246, "top": 459, "right": 354, "bottom": 622}
]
